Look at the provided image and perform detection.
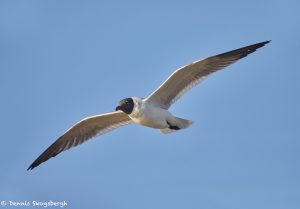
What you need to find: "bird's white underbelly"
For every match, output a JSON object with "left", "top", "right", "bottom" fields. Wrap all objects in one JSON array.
[{"left": 129, "top": 105, "right": 171, "bottom": 129}]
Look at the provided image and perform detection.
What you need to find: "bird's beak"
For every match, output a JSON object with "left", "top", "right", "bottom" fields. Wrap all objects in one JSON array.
[{"left": 115, "top": 106, "right": 121, "bottom": 111}]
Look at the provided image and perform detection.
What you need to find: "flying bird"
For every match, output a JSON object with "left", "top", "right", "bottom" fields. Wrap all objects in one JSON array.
[{"left": 28, "top": 41, "right": 270, "bottom": 170}]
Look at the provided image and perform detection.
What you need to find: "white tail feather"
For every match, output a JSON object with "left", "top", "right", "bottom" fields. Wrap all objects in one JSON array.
[{"left": 160, "top": 117, "right": 193, "bottom": 134}]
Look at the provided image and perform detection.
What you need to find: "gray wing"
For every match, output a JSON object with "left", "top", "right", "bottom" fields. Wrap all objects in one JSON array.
[
  {"left": 28, "top": 111, "right": 132, "bottom": 170},
  {"left": 146, "top": 41, "right": 270, "bottom": 109}
]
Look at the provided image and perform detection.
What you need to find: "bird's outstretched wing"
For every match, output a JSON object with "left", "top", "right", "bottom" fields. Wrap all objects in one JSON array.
[
  {"left": 28, "top": 111, "right": 131, "bottom": 170},
  {"left": 146, "top": 41, "right": 270, "bottom": 109}
]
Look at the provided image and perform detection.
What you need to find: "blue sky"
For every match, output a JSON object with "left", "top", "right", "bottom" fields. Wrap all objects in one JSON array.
[{"left": 0, "top": 1, "right": 299, "bottom": 209}]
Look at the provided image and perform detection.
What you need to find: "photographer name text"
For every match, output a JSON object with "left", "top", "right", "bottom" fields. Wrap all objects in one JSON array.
[{"left": 0, "top": 200, "right": 67, "bottom": 208}]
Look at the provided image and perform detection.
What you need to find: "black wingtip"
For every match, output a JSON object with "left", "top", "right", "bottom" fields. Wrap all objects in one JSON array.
[
  {"left": 258, "top": 40, "right": 271, "bottom": 46},
  {"left": 215, "top": 40, "right": 271, "bottom": 59},
  {"left": 246, "top": 40, "right": 271, "bottom": 53},
  {"left": 249, "top": 40, "right": 271, "bottom": 51},
  {"left": 27, "top": 164, "right": 35, "bottom": 171}
]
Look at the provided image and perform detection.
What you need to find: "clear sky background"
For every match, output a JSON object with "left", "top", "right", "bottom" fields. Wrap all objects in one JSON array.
[{"left": 1, "top": 1, "right": 299, "bottom": 209}]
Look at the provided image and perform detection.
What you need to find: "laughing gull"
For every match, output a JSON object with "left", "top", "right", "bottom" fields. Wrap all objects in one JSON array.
[{"left": 28, "top": 41, "right": 270, "bottom": 170}]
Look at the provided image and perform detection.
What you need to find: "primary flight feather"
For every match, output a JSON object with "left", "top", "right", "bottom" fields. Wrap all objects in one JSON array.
[{"left": 28, "top": 41, "right": 270, "bottom": 170}]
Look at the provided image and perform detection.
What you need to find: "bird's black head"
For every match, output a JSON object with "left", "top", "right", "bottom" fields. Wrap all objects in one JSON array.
[{"left": 115, "top": 98, "right": 134, "bottom": 114}]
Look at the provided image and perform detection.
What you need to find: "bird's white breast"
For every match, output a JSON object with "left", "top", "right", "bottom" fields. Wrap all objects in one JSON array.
[{"left": 129, "top": 98, "right": 170, "bottom": 129}]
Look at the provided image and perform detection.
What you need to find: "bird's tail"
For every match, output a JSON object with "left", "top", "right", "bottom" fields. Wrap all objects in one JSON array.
[{"left": 160, "top": 117, "right": 194, "bottom": 134}]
